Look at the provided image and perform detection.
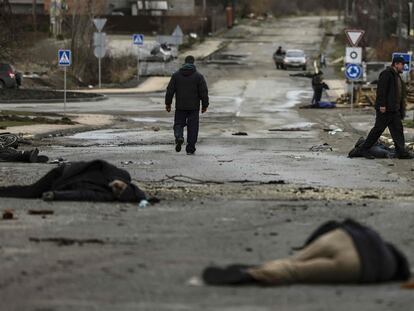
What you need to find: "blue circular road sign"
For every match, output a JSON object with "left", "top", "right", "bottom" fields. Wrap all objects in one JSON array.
[{"left": 345, "top": 63, "right": 363, "bottom": 81}]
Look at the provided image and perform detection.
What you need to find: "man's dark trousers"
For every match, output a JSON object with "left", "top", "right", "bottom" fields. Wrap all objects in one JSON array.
[
  {"left": 361, "top": 111, "right": 405, "bottom": 154},
  {"left": 174, "top": 109, "right": 199, "bottom": 153}
]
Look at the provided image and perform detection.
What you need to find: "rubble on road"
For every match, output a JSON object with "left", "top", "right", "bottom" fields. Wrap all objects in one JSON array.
[{"left": 2, "top": 209, "right": 14, "bottom": 220}]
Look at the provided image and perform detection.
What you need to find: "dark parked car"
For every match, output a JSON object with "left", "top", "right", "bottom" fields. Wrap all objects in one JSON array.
[{"left": 0, "top": 63, "right": 22, "bottom": 89}]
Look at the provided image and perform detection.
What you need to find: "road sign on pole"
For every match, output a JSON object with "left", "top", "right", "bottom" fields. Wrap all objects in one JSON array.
[
  {"left": 58, "top": 50, "right": 71, "bottom": 115},
  {"left": 58, "top": 50, "right": 71, "bottom": 67},
  {"left": 93, "top": 18, "right": 107, "bottom": 32},
  {"left": 133, "top": 34, "right": 144, "bottom": 46},
  {"left": 345, "top": 47, "right": 362, "bottom": 64},
  {"left": 392, "top": 52, "right": 412, "bottom": 72},
  {"left": 133, "top": 34, "right": 144, "bottom": 82},
  {"left": 93, "top": 19, "right": 107, "bottom": 88},
  {"left": 345, "top": 29, "right": 365, "bottom": 46},
  {"left": 345, "top": 63, "right": 363, "bottom": 81}
]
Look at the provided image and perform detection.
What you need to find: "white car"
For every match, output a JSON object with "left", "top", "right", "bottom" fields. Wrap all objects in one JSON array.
[{"left": 283, "top": 49, "right": 307, "bottom": 70}]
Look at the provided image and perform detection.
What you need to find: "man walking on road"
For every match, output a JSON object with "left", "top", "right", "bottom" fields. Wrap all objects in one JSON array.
[
  {"left": 357, "top": 56, "right": 412, "bottom": 159},
  {"left": 165, "top": 55, "right": 209, "bottom": 155}
]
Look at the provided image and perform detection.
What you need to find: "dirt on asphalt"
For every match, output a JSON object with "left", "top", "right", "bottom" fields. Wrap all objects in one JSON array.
[{"left": 0, "top": 89, "right": 104, "bottom": 102}]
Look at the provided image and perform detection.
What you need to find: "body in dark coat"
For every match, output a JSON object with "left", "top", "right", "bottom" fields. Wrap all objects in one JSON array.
[
  {"left": 0, "top": 160, "right": 146, "bottom": 202},
  {"left": 304, "top": 219, "right": 410, "bottom": 283},
  {"left": 0, "top": 147, "right": 48, "bottom": 163}
]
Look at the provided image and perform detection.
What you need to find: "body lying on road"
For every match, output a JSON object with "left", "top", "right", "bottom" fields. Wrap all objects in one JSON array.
[
  {"left": 348, "top": 137, "right": 394, "bottom": 159},
  {"left": 202, "top": 219, "right": 410, "bottom": 286},
  {"left": 0, "top": 160, "right": 146, "bottom": 203}
]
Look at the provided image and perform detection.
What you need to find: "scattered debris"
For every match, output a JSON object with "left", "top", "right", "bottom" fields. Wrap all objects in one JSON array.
[
  {"left": 151, "top": 126, "right": 160, "bottom": 132},
  {"left": 28, "top": 209, "right": 54, "bottom": 215},
  {"left": 49, "top": 158, "right": 69, "bottom": 164},
  {"left": 232, "top": 132, "right": 248, "bottom": 136},
  {"left": 268, "top": 128, "right": 310, "bottom": 132},
  {"left": 401, "top": 281, "right": 414, "bottom": 289},
  {"left": 309, "top": 143, "right": 333, "bottom": 152},
  {"left": 148, "top": 197, "right": 161, "bottom": 204},
  {"left": 29, "top": 237, "right": 106, "bottom": 246},
  {"left": 218, "top": 160, "right": 233, "bottom": 163},
  {"left": 2, "top": 209, "right": 14, "bottom": 220},
  {"left": 156, "top": 174, "right": 286, "bottom": 185},
  {"left": 138, "top": 200, "right": 149, "bottom": 208},
  {"left": 187, "top": 276, "right": 204, "bottom": 287},
  {"left": 361, "top": 195, "right": 380, "bottom": 199}
]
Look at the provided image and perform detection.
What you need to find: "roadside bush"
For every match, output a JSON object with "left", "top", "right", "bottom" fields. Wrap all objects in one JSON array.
[
  {"left": 375, "top": 38, "right": 399, "bottom": 62},
  {"left": 101, "top": 55, "right": 137, "bottom": 85}
]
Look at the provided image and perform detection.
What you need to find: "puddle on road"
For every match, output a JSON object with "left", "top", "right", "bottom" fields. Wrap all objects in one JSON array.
[
  {"left": 282, "top": 90, "right": 313, "bottom": 108},
  {"left": 131, "top": 117, "right": 158, "bottom": 123},
  {"left": 69, "top": 129, "right": 140, "bottom": 140},
  {"left": 206, "top": 52, "right": 250, "bottom": 65}
]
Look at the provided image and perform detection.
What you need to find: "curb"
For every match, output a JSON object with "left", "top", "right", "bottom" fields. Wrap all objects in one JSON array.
[{"left": 0, "top": 94, "right": 107, "bottom": 104}]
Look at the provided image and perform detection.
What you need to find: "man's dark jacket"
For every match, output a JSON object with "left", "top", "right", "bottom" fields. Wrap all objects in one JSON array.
[
  {"left": 376, "top": 67, "right": 407, "bottom": 117},
  {"left": 305, "top": 219, "right": 411, "bottom": 283},
  {"left": 165, "top": 64, "right": 209, "bottom": 110}
]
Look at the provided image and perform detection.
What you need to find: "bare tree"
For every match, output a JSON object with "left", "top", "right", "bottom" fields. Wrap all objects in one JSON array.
[
  {"left": 0, "top": 0, "right": 16, "bottom": 61},
  {"left": 32, "top": 0, "right": 37, "bottom": 32},
  {"left": 66, "top": 0, "right": 107, "bottom": 83}
]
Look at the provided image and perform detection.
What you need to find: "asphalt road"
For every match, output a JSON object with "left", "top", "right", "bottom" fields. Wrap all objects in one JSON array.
[{"left": 1, "top": 16, "right": 414, "bottom": 311}]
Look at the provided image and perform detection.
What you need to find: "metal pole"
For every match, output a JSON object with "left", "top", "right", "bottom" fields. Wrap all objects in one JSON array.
[
  {"left": 64, "top": 66, "right": 67, "bottom": 116},
  {"left": 345, "top": 0, "right": 349, "bottom": 23},
  {"left": 351, "top": 82, "right": 354, "bottom": 112},
  {"left": 409, "top": 2, "right": 413, "bottom": 37},
  {"left": 98, "top": 56, "right": 101, "bottom": 88},
  {"left": 137, "top": 46, "right": 140, "bottom": 82},
  {"left": 398, "top": 0, "right": 403, "bottom": 48}
]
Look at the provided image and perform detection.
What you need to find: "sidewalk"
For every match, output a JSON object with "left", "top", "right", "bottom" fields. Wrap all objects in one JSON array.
[
  {"left": 179, "top": 39, "right": 225, "bottom": 61},
  {"left": 7, "top": 114, "right": 114, "bottom": 138},
  {"left": 77, "top": 77, "right": 170, "bottom": 95},
  {"left": 325, "top": 79, "right": 346, "bottom": 101}
]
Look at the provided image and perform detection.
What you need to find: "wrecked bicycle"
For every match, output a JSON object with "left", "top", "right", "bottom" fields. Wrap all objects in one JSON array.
[{"left": 0, "top": 132, "right": 19, "bottom": 149}]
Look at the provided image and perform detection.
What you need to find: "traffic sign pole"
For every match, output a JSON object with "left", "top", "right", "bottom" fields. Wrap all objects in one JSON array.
[
  {"left": 350, "top": 82, "right": 354, "bottom": 112},
  {"left": 58, "top": 50, "right": 71, "bottom": 116},
  {"left": 133, "top": 34, "right": 144, "bottom": 83},
  {"left": 137, "top": 46, "right": 140, "bottom": 82},
  {"left": 64, "top": 67, "right": 67, "bottom": 115}
]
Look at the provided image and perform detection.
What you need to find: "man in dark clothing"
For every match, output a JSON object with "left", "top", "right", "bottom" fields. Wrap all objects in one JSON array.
[
  {"left": 311, "top": 71, "right": 329, "bottom": 106},
  {"left": 357, "top": 56, "right": 411, "bottom": 159},
  {"left": 0, "top": 160, "right": 146, "bottom": 202},
  {"left": 202, "top": 219, "right": 410, "bottom": 286},
  {"left": 273, "top": 46, "right": 285, "bottom": 69},
  {"left": 165, "top": 55, "right": 209, "bottom": 155}
]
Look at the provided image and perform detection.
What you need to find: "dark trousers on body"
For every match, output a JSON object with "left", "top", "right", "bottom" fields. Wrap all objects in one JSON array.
[
  {"left": 361, "top": 111, "right": 406, "bottom": 154},
  {"left": 0, "top": 166, "right": 64, "bottom": 198},
  {"left": 174, "top": 109, "right": 199, "bottom": 153}
]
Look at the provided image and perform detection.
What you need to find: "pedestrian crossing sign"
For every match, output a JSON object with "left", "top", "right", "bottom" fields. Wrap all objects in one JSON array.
[
  {"left": 133, "top": 34, "right": 144, "bottom": 46},
  {"left": 58, "top": 50, "right": 72, "bottom": 67}
]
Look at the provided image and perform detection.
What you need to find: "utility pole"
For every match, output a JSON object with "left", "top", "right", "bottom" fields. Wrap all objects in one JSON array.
[
  {"left": 378, "top": 0, "right": 384, "bottom": 42},
  {"left": 345, "top": 0, "right": 349, "bottom": 23},
  {"left": 202, "top": 0, "right": 206, "bottom": 13},
  {"left": 397, "top": 0, "right": 403, "bottom": 48},
  {"left": 351, "top": 0, "right": 356, "bottom": 23},
  {"left": 32, "top": 0, "right": 37, "bottom": 33}
]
